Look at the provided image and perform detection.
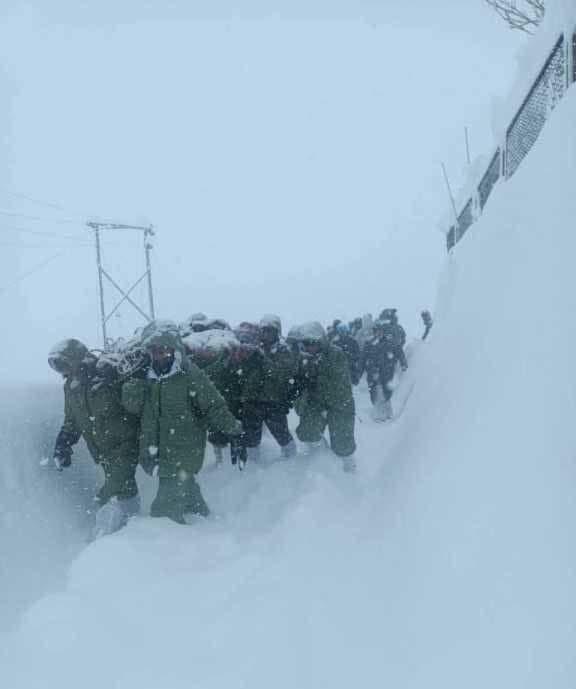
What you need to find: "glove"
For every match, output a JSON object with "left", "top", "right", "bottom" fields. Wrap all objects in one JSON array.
[
  {"left": 53, "top": 428, "right": 77, "bottom": 471},
  {"left": 53, "top": 448, "right": 72, "bottom": 471},
  {"left": 230, "top": 420, "right": 244, "bottom": 437}
]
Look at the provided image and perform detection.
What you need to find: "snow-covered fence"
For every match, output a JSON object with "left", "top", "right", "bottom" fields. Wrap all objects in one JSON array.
[{"left": 446, "top": 27, "right": 576, "bottom": 251}]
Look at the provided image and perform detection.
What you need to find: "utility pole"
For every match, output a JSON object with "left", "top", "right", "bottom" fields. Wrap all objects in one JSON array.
[
  {"left": 464, "top": 127, "right": 471, "bottom": 166},
  {"left": 87, "top": 221, "right": 156, "bottom": 350}
]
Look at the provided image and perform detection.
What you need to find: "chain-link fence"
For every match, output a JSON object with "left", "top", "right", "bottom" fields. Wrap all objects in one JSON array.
[
  {"left": 505, "top": 36, "right": 566, "bottom": 178},
  {"left": 446, "top": 31, "right": 575, "bottom": 252},
  {"left": 573, "top": 32, "right": 576, "bottom": 83},
  {"left": 478, "top": 149, "right": 501, "bottom": 210},
  {"left": 457, "top": 199, "right": 474, "bottom": 241}
]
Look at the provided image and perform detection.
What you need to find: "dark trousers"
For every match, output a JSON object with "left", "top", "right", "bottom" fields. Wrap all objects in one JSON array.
[
  {"left": 367, "top": 372, "right": 395, "bottom": 404},
  {"left": 241, "top": 401, "right": 293, "bottom": 448}
]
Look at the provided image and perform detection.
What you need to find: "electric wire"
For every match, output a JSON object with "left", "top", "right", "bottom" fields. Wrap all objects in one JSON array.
[
  {"left": 0, "top": 250, "right": 69, "bottom": 294},
  {"left": 0, "top": 224, "right": 89, "bottom": 241}
]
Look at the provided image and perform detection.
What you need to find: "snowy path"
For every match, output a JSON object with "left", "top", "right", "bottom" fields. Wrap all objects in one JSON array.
[{"left": 1, "top": 380, "right": 411, "bottom": 689}]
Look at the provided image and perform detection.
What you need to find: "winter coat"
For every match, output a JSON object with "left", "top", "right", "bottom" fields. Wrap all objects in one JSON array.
[
  {"left": 295, "top": 345, "right": 356, "bottom": 457},
  {"left": 331, "top": 333, "right": 362, "bottom": 385},
  {"left": 56, "top": 366, "right": 139, "bottom": 466},
  {"left": 362, "top": 334, "right": 408, "bottom": 386},
  {"left": 202, "top": 352, "right": 245, "bottom": 415},
  {"left": 258, "top": 340, "right": 299, "bottom": 407},
  {"left": 122, "top": 358, "right": 241, "bottom": 479}
]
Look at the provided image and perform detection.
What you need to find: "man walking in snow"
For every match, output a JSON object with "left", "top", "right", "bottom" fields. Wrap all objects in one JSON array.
[
  {"left": 331, "top": 322, "right": 362, "bottom": 385},
  {"left": 235, "top": 314, "right": 299, "bottom": 462},
  {"left": 122, "top": 323, "right": 242, "bottom": 524},
  {"left": 362, "top": 316, "right": 408, "bottom": 421},
  {"left": 48, "top": 338, "right": 141, "bottom": 539},
  {"left": 421, "top": 310, "right": 433, "bottom": 340},
  {"left": 291, "top": 322, "right": 357, "bottom": 472}
]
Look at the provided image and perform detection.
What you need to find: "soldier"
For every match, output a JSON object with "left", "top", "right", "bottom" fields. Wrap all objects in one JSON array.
[
  {"left": 122, "top": 325, "right": 242, "bottom": 524},
  {"left": 377, "top": 308, "right": 406, "bottom": 347},
  {"left": 291, "top": 322, "right": 357, "bottom": 472},
  {"left": 331, "top": 322, "right": 362, "bottom": 385},
  {"left": 48, "top": 338, "right": 140, "bottom": 539},
  {"left": 184, "top": 326, "right": 248, "bottom": 468},
  {"left": 421, "top": 310, "right": 433, "bottom": 340},
  {"left": 236, "top": 315, "right": 298, "bottom": 462},
  {"left": 362, "top": 318, "right": 408, "bottom": 421}
]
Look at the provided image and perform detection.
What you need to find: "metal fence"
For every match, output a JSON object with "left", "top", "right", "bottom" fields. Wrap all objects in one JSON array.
[
  {"left": 505, "top": 36, "right": 566, "bottom": 178},
  {"left": 478, "top": 149, "right": 501, "bottom": 210},
  {"left": 457, "top": 199, "right": 474, "bottom": 240},
  {"left": 446, "top": 30, "right": 575, "bottom": 252}
]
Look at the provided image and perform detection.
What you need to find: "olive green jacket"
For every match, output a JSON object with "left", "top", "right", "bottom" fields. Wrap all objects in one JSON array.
[
  {"left": 256, "top": 342, "right": 299, "bottom": 405},
  {"left": 295, "top": 345, "right": 356, "bottom": 457},
  {"left": 122, "top": 362, "right": 240, "bottom": 478},
  {"left": 61, "top": 374, "right": 139, "bottom": 464}
]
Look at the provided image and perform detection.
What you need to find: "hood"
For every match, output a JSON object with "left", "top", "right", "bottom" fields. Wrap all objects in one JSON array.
[
  {"left": 48, "top": 339, "right": 91, "bottom": 372},
  {"left": 143, "top": 330, "right": 190, "bottom": 377},
  {"left": 259, "top": 314, "right": 282, "bottom": 334},
  {"left": 294, "top": 321, "right": 326, "bottom": 343},
  {"left": 235, "top": 322, "right": 260, "bottom": 346},
  {"left": 49, "top": 338, "right": 89, "bottom": 363},
  {"left": 140, "top": 319, "right": 180, "bottom": 343}
]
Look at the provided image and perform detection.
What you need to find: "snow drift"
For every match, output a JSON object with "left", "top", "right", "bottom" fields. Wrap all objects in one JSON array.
[
  {"left": 0, "top": 385, "right": 99, "bottom": 637},
  {"left": 3, "top": 92, "right": 576, "bottom": 689}
]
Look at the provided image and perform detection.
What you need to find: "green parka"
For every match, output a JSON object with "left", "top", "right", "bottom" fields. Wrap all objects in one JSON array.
[
  {"left": 62, "top": 372, "right": 139, "bottom": 462},
  {"left": 295, "top": 344, "right": 356, "bottom": 457},
  {"left": 257, "top": 341, "right": 299, "bottom": 406},
  {"left": 122, "top": 335, "right": 241, "bottom": 479},
  {"left": 51, "top": 340, "right": 139, "bottom": 504}
]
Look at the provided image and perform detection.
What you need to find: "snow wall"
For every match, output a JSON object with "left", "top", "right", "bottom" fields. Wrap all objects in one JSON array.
[
  {"left": 0, "top": 386, "right": 99, "bottom": 637},
  {"left": 3, "top": 91, "right": 576, "bottom": 688}
]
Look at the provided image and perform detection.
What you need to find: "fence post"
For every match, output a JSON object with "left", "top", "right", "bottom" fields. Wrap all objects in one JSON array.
[{"left": 570, "top": 29, "right": 576, "bottom": 85}]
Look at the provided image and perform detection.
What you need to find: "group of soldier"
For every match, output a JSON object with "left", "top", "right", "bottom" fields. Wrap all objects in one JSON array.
[{"left": 47, "top": 307, "right": 428, "bottom": 539}]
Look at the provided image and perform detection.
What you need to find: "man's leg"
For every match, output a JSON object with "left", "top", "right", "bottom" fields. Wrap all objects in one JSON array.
[{"left": 264, "top": 403, "right": 295, "bottom": 455}]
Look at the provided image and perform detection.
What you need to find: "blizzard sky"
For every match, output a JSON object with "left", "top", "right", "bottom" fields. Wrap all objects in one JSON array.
[{"left": 0, "top": 1, "right": 524, "bottom": 381}]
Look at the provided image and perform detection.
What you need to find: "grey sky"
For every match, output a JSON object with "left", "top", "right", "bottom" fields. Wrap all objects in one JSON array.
[{"left": 0, "top": 2, "right": 523, "bottom": 380}]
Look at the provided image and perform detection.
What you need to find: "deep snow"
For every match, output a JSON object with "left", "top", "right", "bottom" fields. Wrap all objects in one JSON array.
[{"left": 3, "top": 88, "right": 576, "bottom": 689}]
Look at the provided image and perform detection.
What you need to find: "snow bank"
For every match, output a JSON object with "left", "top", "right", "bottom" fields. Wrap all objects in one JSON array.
[
  {"left": 0, "top": 385, "right": 100, "bottom": 637},
  {"left": 4, "top": 91, "right": 576, "bottom": 688}
]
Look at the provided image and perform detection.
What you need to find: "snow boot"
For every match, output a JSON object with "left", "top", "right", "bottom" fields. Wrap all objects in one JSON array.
[
  {"left": 247, "top": 445, "right": 262, "bottom": 464},
  {"left": 303, "top": 437, "right": 328, "bottom": 455},
  {"left": 213, "top": 445, "right": 225, "bottom": 465},
  {"left": 341, "top": 455, "right": 357, "bottom": 473},
  {"left": 92, "top": 494, "right": 140, "bottom": 540},
  {"left": 280, "top": 439, "right": 297, "bottom": 459}
]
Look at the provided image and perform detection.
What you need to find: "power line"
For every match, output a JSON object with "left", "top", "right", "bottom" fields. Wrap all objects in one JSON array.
[
  {"left": 0, "top": 242, "right": 91, "bottom": 249},
  {"left": 0, "top": 208, "right": 81, "bottom": 225},
  {"left": 0, "top": 250, "right": 68, "bottom": 294},
  {"left": 0, "top": 189, "right": 70, "bottom": 212},
  {"left": 0, "top": 224, "right": 90, "bottom": 242}
]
